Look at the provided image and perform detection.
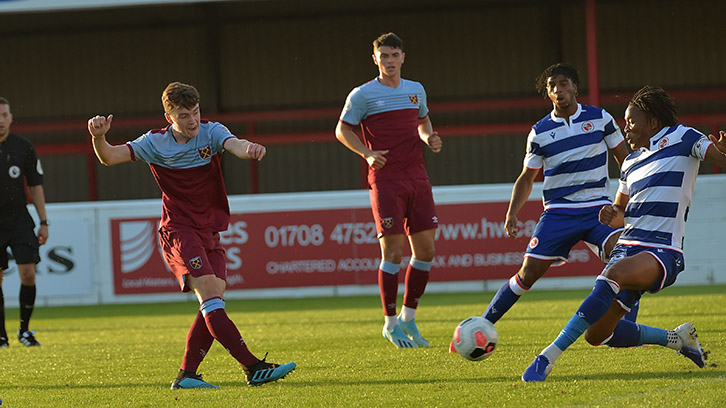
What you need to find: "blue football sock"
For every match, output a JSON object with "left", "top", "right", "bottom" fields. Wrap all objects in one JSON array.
[
  {"left": 622, "top": 301, "right": 639, "bottom": 322},
  {"left": 553, "top": 276, "right": 618, "bottom": 351},
  {"left": 483, "top": 276, "right": 526, "bottom": 324},
  {"left": 605, "top": 319, "right": 641, "bottom": 348},
  {"left": 639, "top": 324, "right": 668, "bottom": 347}
]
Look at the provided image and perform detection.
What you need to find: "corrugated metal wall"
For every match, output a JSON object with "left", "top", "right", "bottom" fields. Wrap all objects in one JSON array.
[{"left": 2, "top": 0, "right": 725, "bottom": 202}]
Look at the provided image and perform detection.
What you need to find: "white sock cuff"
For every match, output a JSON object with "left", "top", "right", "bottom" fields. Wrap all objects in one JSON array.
[
  {"left": 409, "top": 258, "right": 432, "bottom": 271},
  {"left": 380, "top": 260, "right": 401, "bottom": 275},
  {"left": 508, "top": 274, "right": 529, "bottom": 296},
  {"left": 596, "top": 275, "right": 621, "bottom": 294}
]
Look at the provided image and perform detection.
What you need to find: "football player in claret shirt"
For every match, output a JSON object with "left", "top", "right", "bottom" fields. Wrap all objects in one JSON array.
[
  {"left": 336, "top": 32, "right": 443, "bottom": 349},
  {"left": 88, "top": 82, "right": 295, "bottom": 388},
  {"left": 522, "top": 85, "right": 726, "bottom": 382}
]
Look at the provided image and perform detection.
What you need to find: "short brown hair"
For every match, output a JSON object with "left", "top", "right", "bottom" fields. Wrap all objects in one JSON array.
[
  {"left": 0, "top": 97, "right": 9, "bottom": 105},
  {"left": 373, "top": 32, "right": 403, "bottom": 52},
  {"left": 161, "top": 82, "right": 200, "bottom": 114}
]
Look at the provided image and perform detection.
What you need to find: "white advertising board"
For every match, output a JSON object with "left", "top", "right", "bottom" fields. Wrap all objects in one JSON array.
[
  {"left": 3, "top": 207, "right": 95, "bottom": 306},
  {"left": 4, "top": 176, "right": 725, "bottom": 307}
]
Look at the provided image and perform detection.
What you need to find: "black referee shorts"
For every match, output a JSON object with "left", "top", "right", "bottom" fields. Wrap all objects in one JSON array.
[{"left": 0, "top": 211, "right": 40, "bottom": 270}]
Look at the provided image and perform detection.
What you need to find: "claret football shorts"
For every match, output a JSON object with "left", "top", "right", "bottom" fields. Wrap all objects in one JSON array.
[
  {"left": 369, "top": 178, "right": 438, "bottom": 237},
  {"left": 159, "top": 229, "right": 227, "bottom": 292}
]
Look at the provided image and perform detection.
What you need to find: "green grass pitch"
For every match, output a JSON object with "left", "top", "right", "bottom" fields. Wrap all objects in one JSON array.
[{"left": 0, "top": 285, "right": 724, "bottom": 407}]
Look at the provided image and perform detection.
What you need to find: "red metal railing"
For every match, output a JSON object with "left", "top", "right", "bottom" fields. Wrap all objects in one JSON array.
[{"left": 17, "top": 90, "right": 726, "bottom": 200}]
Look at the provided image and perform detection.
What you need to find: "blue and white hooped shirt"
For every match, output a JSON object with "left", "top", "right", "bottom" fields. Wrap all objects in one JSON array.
[
  {"left": 617, "top": 124, "right": 711, "bottom": 251},
  {"left": 524, "top": 104, "right": 624, "bottom": 210}
]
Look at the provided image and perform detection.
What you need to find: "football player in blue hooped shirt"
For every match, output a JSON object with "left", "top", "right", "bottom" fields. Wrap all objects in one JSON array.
[
  {"left": 522, "top": 85, "right": 726, "bottom": 382},
  {"left": 478, "top": 63, "right": 631, "bottom": 335},
  {"left": 88, "top": 82, "right": 296, "bottom": 388}
]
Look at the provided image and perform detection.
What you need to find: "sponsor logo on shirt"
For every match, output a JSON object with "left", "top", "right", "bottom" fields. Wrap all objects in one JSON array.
[
  {"left": 198, "top": 145, "right": 211, "bottom": 159},
  {"left": 581, "top": 121, "right": 594, "bottom": 133},
  {"left": 8, "top": 165, "right": 20, "bottom": 178},
  {"left": 409, "top": 94, "right": 419, "bottom": 105},
  {"left": 189, "top": 256, "right": 203, "bottom": 270}
]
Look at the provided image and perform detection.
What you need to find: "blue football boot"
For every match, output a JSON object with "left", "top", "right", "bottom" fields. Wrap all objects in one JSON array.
[
  {"left": 522, "top": 355, "right": 553, "bottom": 382},
  {"left": 244, "top": 353, "right": 296, "bottom": 386},
  {"left": 382, "top": 325, "right": 418, "bottom": 349},
  {"left": 397, "top": 316, "right": 430, "bottom": 347}
]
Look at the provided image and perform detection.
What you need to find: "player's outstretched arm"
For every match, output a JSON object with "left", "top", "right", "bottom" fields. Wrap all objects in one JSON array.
[
  {"left": 418, "top": 116, "right": 441, "bottom": 153},
  {"left": 504, "top": 167, "right": 539, "bottom": 238},
  {"left": 706, "top": 130, "right": 726, "bottom": 169},
  {"left": 88, "top": 114, "right": 132, "bottom": 166},
  {"left": 335, "top": 121, "right": 388, "bottom": 169},
  {"left": 224, "top": 137, "right": 266, "bottom": 161}
]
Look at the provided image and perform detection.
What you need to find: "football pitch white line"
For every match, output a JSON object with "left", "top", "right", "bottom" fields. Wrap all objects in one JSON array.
[{"left": 563, "top": 375, "right": 726, "bottom": 407}]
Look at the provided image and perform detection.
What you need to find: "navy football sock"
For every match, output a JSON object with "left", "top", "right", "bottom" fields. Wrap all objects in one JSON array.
[
  {"left": 483, "top": 275, "right": 527, "bottom": 324},
  {"left": 553, "top": 276, "right": 618, "bottom": 351},
  {"left": 604, "top": 319, "right": 641, "bottom": 347}
]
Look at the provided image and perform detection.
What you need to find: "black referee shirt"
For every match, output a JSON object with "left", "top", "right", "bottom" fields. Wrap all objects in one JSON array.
[{"left": 0, "top": 133, "right": 43, "bottom": 216}]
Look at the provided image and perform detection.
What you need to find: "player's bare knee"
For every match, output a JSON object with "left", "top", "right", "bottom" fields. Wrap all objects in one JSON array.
[
  {"left": 518, "top": 266, "right": 545, "bottom": 288},
  {"left": 412, "top": 249, "right": 435, "bottom": 263},
  {"left": 602, "top": 263, "right": 627, "bottom": 283}
]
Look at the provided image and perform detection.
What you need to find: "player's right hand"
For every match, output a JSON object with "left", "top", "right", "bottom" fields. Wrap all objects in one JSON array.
[
  {"left": 365, "top": 150, "right": 389, "bottom": 169},
  {"left": 88, "top": 114, "right": 113, "bottom": 138},
  {"left": 504, "top": 214, "right": 519, "bottom": 238},
  {"left": 599, "top": 205, "right": 618, "bottom": 226}
]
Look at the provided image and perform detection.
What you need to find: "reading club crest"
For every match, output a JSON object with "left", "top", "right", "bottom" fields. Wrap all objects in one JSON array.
[
  {"left": 198, "top": 145, "right": 211, "bottom": 159},
  {"left": 189, "top": 256, "right": 203, "bottom": 270},
  {"left": 528, "top": 236, "right": 539, "bottom": 249},
  {"left": 581, "top": 121, "right": 594, "bottom": 133},
  {"left": 658, "top": 137, "right": 669, "bottom": 150},
  {"left": 408, "top": 94, "right": 419, "bottom": 105}
]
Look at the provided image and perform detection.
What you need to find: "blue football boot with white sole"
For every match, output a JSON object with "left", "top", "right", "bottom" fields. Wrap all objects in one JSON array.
[
  {"left": 397, "top": 316, "right": 430, "bottom": 347},
  {"left": 382, "top": 325, "right": 418, "bottom": 349}
]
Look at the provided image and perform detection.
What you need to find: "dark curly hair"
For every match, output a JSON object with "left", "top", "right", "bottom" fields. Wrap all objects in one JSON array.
[
  {"left": 535, "top": 63, "right": 580, "bottom": 97},
  {"left": 628, "top": 85, "right": 678, "bottom": 127}
]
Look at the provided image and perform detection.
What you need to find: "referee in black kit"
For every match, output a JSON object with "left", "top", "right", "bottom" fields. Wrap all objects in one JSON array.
[{"left": 0, "top": 97, "right": 48, "bottom": 347}]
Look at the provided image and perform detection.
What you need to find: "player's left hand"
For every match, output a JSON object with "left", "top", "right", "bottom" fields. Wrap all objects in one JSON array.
[
  {"left": 246, "top": 142, "right": 266, "bottom": 161},
  {"left": 708, "top": 130, "right": 726, "bottom": 153},
  {"left": 426, "top": 131, "right": 442, "bottom": 153},
  {"left": 38, "top": 225, "right": 49, "bottom": 246}
]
